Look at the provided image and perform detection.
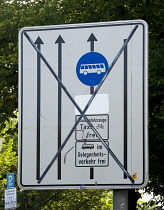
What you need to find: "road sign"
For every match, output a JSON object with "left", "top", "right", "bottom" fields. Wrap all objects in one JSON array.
[
  {"left": 18, "top": 20, "right": 148, "bottom": 189},
  {"left": 7, "top": 173, "right": 15, "bottom": 189},
  {"left": 75, "top": 114, "right": 109, "bottom": 140},
  {"left": 76, "top": 52, "right": 109, "bottom": 86},
  {"left": 5, "top": 188, "right": 17, "bottom": 209},
  {"left": 75, "top": 141, "right": 109, "bottom": 167}
]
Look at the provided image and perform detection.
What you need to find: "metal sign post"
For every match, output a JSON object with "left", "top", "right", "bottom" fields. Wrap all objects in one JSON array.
[
  {"left": 18, "top": 20, "right": 148, "bottom": 190},
  {"left": 113, "top": 190, "right": 128, "bottom": 210}
]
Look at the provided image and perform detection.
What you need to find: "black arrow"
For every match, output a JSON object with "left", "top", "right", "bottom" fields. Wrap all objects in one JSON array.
[
  {"left": 35, "top": 36, "right": 44, "bottom": 180},
  {"left": 87, "top": 33, "right": 98, "bottom": 94},
  {"left": 87, "top": 33, "right": 97, "bottom": 52},
  {"left": 88, "top": 33, "right": 98, "bottom": 179},
  {"left": 55, "top": 35, "right": 65, "bottom": 180}
]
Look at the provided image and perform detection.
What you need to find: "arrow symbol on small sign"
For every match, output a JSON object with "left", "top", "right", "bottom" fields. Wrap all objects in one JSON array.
[
  {"left": 55, "top": 35, "right": 65, "bottom": 180},
  {"left": 87, "top": 33, "right": 97, "bottom": 52},
  {"left": 35, "top": 36, "right": 44, "bottom": 180}
]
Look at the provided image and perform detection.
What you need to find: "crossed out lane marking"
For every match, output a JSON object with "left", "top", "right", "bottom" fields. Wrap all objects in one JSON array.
[{"left": 23, "top": 25, "right": 138, "bottom": 184}]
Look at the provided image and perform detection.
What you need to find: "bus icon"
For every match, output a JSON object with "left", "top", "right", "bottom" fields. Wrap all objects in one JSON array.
[
  {"left": 80, "top": 63, "right": 106, "bottom": 75},
  {"left": 76, "top": 52, "right": 108, "bottom": 86}
]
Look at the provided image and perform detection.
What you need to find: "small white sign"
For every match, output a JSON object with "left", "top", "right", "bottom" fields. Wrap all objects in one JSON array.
[
  {"left": 75, "top": 141, "right": 109, "bottom": 167},
  {"left": 5, "top": 188, "right": 17, "bottom": 209},
  {"left": 75, "top": 94, "right": 109, "bottom": 115},
  {"left": 75, "top": 114, "right": 109, "bottom": 140}
]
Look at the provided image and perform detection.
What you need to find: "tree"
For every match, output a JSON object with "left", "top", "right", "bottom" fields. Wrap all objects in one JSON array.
[
  {"left": 0, "top": 116, "right": 18, "bottom": 209},
  {"left": 0, "top": 0, "right": 60, "bottom": 134}
]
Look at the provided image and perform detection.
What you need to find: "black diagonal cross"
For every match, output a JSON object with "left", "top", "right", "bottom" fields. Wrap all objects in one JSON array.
[{"left": 24, "top": 25, "right": 138, "bottom": 184}]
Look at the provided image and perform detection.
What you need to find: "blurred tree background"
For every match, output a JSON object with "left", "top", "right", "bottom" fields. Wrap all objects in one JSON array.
[{"left": 0, "top": 0, "right": 163, "bottom": 209}]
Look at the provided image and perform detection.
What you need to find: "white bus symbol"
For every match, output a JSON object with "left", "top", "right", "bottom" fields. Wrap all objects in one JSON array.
[{"left": 80, "top": 63, "right": 106, "bottom": 75}]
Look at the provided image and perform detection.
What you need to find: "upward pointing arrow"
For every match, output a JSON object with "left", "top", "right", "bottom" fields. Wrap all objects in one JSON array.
[
  {"left": 35, "top": 36, "right": 44, "bottom": 46},
  {"left": 55, "top": 35, "right": 65, "bottom": 77},
  {"left": 87, "top": 33, "right": 97, "bottom": 177},
  {"left": 35, "top": 36, "right": 44, "bottom": 181},
  {"left": 87, "top": 33, "right": 97, "bottom": 51},
  {"left": 55, "top": 35, "right": 65, "bottom": 45},
  {"left": 88, "top": 33, "right": 97, "bottom": 93},
  {"left": 55, "top": 35, "right": 65, "bottom": 180}
]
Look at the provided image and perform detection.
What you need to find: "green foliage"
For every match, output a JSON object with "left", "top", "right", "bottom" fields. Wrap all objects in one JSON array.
[
  {"left": 16, "top": 189, "right": 112, "bottom": 209},
  {"left": 146, "top": 1, "right": 164, "bottom": 206},
  {"left": 0, "top": 0, "right": 60, "bottom": 134},
  {"left": 137, "top": 194, "right": 162, "bottom": 210},
  {"left": 0, "top": 117, "right": 18, "bottom": 209},
  {"left": 0, "top": 139, "right": 17, "bottom": 187}
]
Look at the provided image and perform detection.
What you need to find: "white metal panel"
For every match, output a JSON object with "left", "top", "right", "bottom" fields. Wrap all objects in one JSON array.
[{"left": 18, "top": 20, "right": 148, "bottom": 189}]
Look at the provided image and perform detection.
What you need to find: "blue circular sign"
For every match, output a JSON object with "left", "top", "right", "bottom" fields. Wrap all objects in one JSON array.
[{"left": 76, "top": 52, "right": 109, "bottom": 86}]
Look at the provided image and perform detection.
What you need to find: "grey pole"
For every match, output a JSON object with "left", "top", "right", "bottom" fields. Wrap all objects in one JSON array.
[{"left": 113, "top": 190, "right": 128, "bottom": 210}]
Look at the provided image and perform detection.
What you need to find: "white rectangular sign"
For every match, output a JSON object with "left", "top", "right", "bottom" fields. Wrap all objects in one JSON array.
[
  {"left": 18, "top": 20, "right": 148, "bottom": 189},
  {"left": 5, "top": 188, "right": 17, "bottom": 209},
  {"left": 75, "top": 114, "right": 109, "bottom": 140},
  {"left": 75, "top": 141, "right": 109, "bottom": 167},
  {"left": 75, "top": 94, "right": 109, "bottom": 115}
]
